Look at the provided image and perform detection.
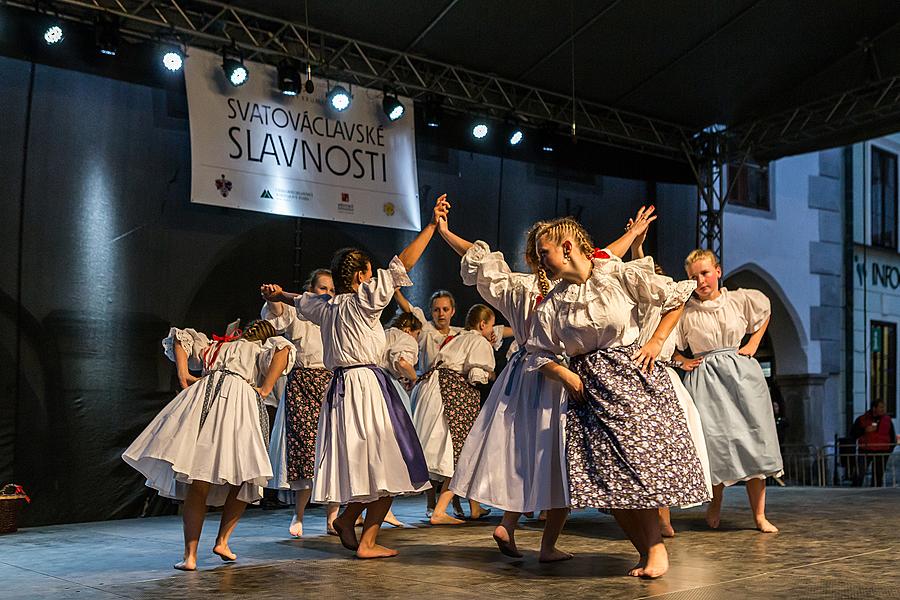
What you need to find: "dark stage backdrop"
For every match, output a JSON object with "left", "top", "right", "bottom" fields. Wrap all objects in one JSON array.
[{"left": 0, "top": 55, "right": 697, "bottom": 526}]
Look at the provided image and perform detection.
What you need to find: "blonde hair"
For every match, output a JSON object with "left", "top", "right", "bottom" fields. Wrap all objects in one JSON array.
[
  {"left": 684, "top": 248, "right": 720, "bottom": 271},
  {"left": 530, "top": 217, "right": 593, "bottom": 296},
  {"left": 464, "top": 304, "right": 495, "bottom": 330},
  {"left": 524, "top": 220, "right": 553, "bottom": 297}
]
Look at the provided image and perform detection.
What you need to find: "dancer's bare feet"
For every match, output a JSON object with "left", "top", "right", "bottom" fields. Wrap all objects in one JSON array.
[
  {"left": 639, "top": 545, "right": 669, "bottom": 579},
  {"left": 627, "top": 555, "right": 647, "bottom": 577},
  {"left": 451, "top": 497, "right": 465, "bottom": 519},
  {"left": 755, "top": 517, "right": 779, "bottom": 533},
  {"left": 289, "top": 515, "right": 303, "bottom": 538},
  {"left": 173, "top": 557, "right": 197, "bottom": 571},
  {"left": 705, "top": 501, "right": 722, "bottom": 529},
  {"left": 660, "top": 522, "right": 675, "bottom": 538},
  {"left": 430, "top": 511, "right": 465, "bottom": 526},
  {"left": 492, "top": 525, "right": 523, "bottom": 558},
  {"left": 469, "top": 505, "right": 492, "bottom": 520},
  {"left": 212, "top": 543, "right": 236, "bottom": 562},
  {"left": 326, "top": 526, "right": 338, "bottom": 536},
  {"left": 332, "top": 517, "right": 360, "bottom": 550},
  {"left": 383, "top": 511, "right": 406, "bottom": 528},
  {"left": 355, "top": 515, "right": 364, "bottom": 526},
  {"left": 539, "top": 548, "right": 574, "bottom": 563},
  {"left": 356, "top": 544, "right": 399, "bottom": 559}
]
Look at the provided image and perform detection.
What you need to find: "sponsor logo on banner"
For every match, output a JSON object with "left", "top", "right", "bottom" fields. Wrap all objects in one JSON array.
[{"left": 184, "top": 48, "right": 419, "bottom": 230}]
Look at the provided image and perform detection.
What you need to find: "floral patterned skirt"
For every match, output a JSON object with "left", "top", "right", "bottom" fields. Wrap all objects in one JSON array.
[
  {"left": 285, "top": 367, "right": 332, "bottom": 483},
  {"left": 437, "top": 368, "right": 482, "bottom": 467},
  {"left": 567, "top": 344, "right": 710, "bottom": 510}
]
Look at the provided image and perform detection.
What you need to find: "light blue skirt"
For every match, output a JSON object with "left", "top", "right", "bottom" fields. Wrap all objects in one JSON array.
[{"left": 683, "top": 349, "right": 783, "bottom": 486}]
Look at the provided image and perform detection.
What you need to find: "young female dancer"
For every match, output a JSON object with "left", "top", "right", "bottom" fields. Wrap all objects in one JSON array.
[
  {"left": 381, "top": 311, "right": 423, "bottom": 414},
  {"left": 412, "top": 303, "right": 497, "bottom": 525},
  {"left": 394, "top": 289, "right": 461, "bottom": 373},
  {"left": 261, "top": 196, "right": 448, "bottom": 558},
  {"left": 262, "top": 269, "right": 341, "bottom": 538},
  {"left": 123, "top": 320, "right": 294, "bottom": 570},
  {"left": 627, "top": 233, "right": 712, "bottom": 537},
  {"left": 674, "top": 249, "right": 783, "bottom": 533},
  {"left": 526, "top": 217, "right": 708, "bottom": 578}
]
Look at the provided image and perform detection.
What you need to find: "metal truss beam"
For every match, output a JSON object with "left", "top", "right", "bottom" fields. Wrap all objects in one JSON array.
[{"left": 8, "top": 0, "right": 695, "bottom": 161}]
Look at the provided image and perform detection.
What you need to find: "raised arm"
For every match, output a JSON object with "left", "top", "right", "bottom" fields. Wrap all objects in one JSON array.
[
  {"left": 603, "top": 205, "right": 656, "bottom": 258},
  {"left": 393, "top": 289, "right": 413, "bottom": 313},
  {"left": 397, "top": 195, "right": 450, "bottom": 272},
  {"left": 260, "top": 284, "right": 299, "bottom": 306},
  {"left": 437, "top": 215, "right": 474, "bottom": 257}
]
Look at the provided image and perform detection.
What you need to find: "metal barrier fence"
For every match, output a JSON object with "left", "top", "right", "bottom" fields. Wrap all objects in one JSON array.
[{"left": 774, "top": 443, "right": 897, "bottom": 488}]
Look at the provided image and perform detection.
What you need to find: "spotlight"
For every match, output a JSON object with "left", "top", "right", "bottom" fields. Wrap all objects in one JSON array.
[
  {"left": 507, "top": 121, "right": 525, "bottom": 146},
  {"left": 540, "top": 124, "right": 556, "bottom": 153},
  {"left": 382, "top": 92, "right": 404, "bottom": 121},
  {"left": 422, "top": 96, "right": 443, "bottom": 128},
  {"left": 95, "top": 14, "right": 120, "bottom": 57},
  {"left": 43, "top": 24, "right": 64, "bottom": 45},
  {"left": 304, "top": 65, "right": 315, "bottom": 94},
  {"left": 222, "top": 49, "right": 248, "bottom": 86},
  {"left": 278, "top": 61, "right": 301, "bottom": 96},
  {"left": 162, "top": 50, "right": 183, "bottom": 72},
  {"left": 472, "top": 122, "right": 489, "bottom": 139},
  {"left": 327, "top": 85, "right": 351, "bottom": 111}
]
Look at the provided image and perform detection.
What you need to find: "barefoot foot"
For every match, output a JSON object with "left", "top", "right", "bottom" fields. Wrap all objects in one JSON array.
[
  {"left": 430, "top": 512, "right": 465, "bottom": 526},
  {"left": 660, "top": 522, "right": 676, "bottom": 538},
  {"left": 332, "top": 518, "right": 360, "bottom": 551},
  {"left": 627, "top": 555, "right": 647, "bottom": 577},
  {"left": 492, "top": 525, "right": 523, "bottom": 558},
  {"left": 212, "top": 544, "right": 236, "bottom": 562},
  {"left": 326, "top": 526, "right": 338, "bottom": 536},
  {"left": 174, "top": 557, "right": 197, "bottom": 571},
  {"left": 640, "top": 546, "right": 669, "bottom": 579},
  {"left": 705, "top": 503, "right": 721, "bottom": 529},
  {"left": 289, "top": 515, "right": 303, "bottom": 538},
  {"left": 355, "top": 515, "right": 364, "bottom": 526},
  {"left": 384, "top": 513, "right": 406, "bottom": 528},
  {"left": 356, "top": 544, "right": 399, "bottom": 559},
  {"left": 755, "top": 518, "right": 779, "bottom": 533},
  {"left": 469, "top": 506, "right": 492, "bottom": 520},
  {"left": 539, "top": 548, "right": 574, "bottom": 563}
]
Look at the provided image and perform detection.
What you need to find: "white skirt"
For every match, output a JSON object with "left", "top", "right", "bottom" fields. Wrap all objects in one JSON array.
[
  {"left": 313, "top": 368, "right": 430, "bottom": 504},
  {"left": 411, "top": 373, "right": 455, "bottom": 480},
  {"left": 122, "top": 372, "right": 272, "bottom": 506},
  {"left": 451, "top": 354, "right": 569, "bottom": 512},
  {"left": 666, "top": 367, "right": 713, "bottom": 500},
  {"left": 390, "top": 377, "right": 414, "bottom": 417}
]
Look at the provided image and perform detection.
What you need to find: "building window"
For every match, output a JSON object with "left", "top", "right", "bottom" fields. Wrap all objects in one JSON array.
[
  {"left": 870, "top": 321, "right": 897, "bottom": 416},
  {"left": 726, "top": 162, "right": 769, "bottom": 210},
  {"left": 871, "top": 147, "right": 897, "bottom": 249}
]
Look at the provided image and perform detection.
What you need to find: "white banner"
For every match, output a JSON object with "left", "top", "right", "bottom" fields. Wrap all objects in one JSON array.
[{"left": 184, "top": 48, "right": 420, "bottom": 230}]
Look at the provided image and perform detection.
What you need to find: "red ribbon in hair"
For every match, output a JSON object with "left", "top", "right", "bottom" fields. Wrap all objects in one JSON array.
[
  {"left": 212, "top": 329, "right": 242, "bottom": 342},
  {"left": 593, "top": 248, "right": 610, "bottom": 259}
]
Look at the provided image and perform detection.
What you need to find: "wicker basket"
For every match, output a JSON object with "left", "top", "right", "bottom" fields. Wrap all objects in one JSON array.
[{"left": 0, "top": 484, "right": 30, "bottom": 534}]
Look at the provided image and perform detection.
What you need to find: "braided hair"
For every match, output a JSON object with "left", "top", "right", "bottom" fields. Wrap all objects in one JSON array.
[
  {"left": 330, "top": 248, "right": 372, "bottom": 295},
  {"left": 532, "top": 217, "right": 594, "bottom": 264},
  {"left": 525, "top": 220, "right": 553, "bottom": 297},
  {"left": 240, "top": 319, "right": 276, "bottom": 343}
]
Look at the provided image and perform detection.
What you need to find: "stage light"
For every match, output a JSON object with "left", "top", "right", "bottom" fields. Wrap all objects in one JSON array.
[
  {"left": 278, "top": 61, "right": 301, "bottom": 96},
  {"left": 422, "top": 96, "right": 442, "bottom": 128},
  {"left": 43, "top": 24, "right": 64, "bottom": 45},
  {"left": 382, "top": 93, "right": 404, "bottom": 121},
  {"left": 540, "top": 124, "right": 556, "bottom": 152},
  {"left": 95, "top": 15, "right": 120, "bottom": 56},
  {"left": 162, "top": 50, "right": 183, "bottom": 72},
  {"left": 304, "top": 65, "right": 315, "bottom": 94},
  {"left": 472, "top": 122, "right": 489, "bottom": 139},
  {"left": 327, "top": 85, "right": 351, "bottom": 111},
  {"left": 222, "top": 48, "right": 248, "bottom": 86},
  {"left": 508, "top": 127, "right": 524, "bottom": 146}
]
